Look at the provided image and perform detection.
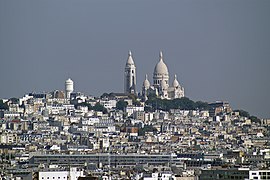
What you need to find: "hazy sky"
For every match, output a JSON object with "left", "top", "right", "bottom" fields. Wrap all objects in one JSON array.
[{"left": 0, "top": 0, "right": 270, "bottom": 118}]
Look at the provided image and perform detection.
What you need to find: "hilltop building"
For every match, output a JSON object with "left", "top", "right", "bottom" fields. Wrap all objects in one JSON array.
[{"left": 124, "top": 51, "right": 184, "bottom": 100}]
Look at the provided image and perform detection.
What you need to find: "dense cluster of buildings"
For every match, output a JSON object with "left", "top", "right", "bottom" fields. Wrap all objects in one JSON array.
[{"left": 0, "top": 52, "right": 270, "bottom": 180}]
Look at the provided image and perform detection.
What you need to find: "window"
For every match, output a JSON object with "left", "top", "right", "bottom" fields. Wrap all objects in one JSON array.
[{"left": 254, "top": 177, "right": 258, "bottom": 179}]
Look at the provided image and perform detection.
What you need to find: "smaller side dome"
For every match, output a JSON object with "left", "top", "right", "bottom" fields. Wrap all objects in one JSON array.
[
  {"left": 143, "top": 74, "right": 150, "bottom": 88},
  {"left": 172, "top": 74, "right": 180, "bottom": 87}
]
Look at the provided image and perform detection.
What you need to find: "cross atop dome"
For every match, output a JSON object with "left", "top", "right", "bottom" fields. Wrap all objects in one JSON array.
[
  {"left": 172, "top": 74, "right": 180, "bottom": 88},
  {"left": 159, "top": 51, "right": 163, "bottom": 60}
]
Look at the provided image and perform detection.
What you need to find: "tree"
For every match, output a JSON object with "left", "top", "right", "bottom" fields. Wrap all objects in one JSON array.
[
  {"left": 116, "top": 100, "right": 128, "bottom": 111},
  {"left": 76, "top": 102, "right": 92, "bottom": 110},
  {"left": 173, "top": 97, "right": 196, "bottom": 110},
  {"left": 100, "top": 93, "right": 110, "bottom": 99},
  {"left": 195, "top": 101, "right": 210, "bottom": 110},
  {"left": 138, "top": 125, "right": 158, "bottom": 136},
  {"left": 235, "top": 109, "right": 260, "bottom": 124},
  {"left": 145, "top": 97, "right": 203, "bottom": 111},
  {"left": 0, "top": 100, "right": 8, "bottom": 110},
  {"left": 234, "top": 109, "right": 250, "bottom": 117},
  {"left": 250, "top": 116, "right": 261, "bottom": 124},
  {"left": 128, "top": 94, "right": 141, "bottom": 106},
  {"left": 100, "top": 92, "right": 115, "bottom": 99},
  {"left": 9, "top": 97, "right": 19, "bottom": 104},
  {"left": 92, "top": 103, "right": 107, "bottom": 114},
  {"left": 147, "top": 93, "right": 157, "bottom": 101}
]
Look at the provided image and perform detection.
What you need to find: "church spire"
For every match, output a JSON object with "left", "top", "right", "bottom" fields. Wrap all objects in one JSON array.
[
  {"left": 172, "top": 74, "right": 180, "bottom": 88},
  {"left": 159, "top": 51, "right": 163, "bottom": 61},
  {"left": 124, "top": 50, "right": 136, "bottom": 94}
]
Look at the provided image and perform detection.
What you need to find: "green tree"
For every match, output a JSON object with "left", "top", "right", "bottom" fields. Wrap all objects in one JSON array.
[
  {"left": 76, "top": 102, "right": 92, "bottom": 110},
  {"left": 235, "top": 109, "right": 250, "bottom": 117},
  {"left": 138, "top": 125, "right": 158, "bottom": 136},
  {"left": 116, "top": 100, "right": 128, "bottom": 111},
  {"left": 195, "top": 101, "right": 210, "bottom": 110},
  {"left": 9, "top": 98, "right": 19, "bottom": 104},
  {"left": 0, "top": 100, "right": 8, "bottom": 110},
  {"left": 100, "top": 93, "right": 109, "bottom": 99},
  {"left": 250, "top": 116, "right": 261, "bottom": 124},
  {"left": 173, "top": 97, "right": 196, "bottom": 110},
  {"left": 235, "top": 109, "right": 260, "bottom": 124},
  {"left": 100, "top": 92, "right": 116, "bottom": 99},
  {"left": 92, "top": 103, "right": 107, "bottom": 114},
  {"left": 145, "top": 97, "right": 211, "bottom": 112},
  {"left": 128, "top": 94, "right": 141, "bottom": 106}
]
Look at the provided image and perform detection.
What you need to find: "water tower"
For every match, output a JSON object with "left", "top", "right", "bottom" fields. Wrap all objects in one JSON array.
[{"left": 65, "top": 78, "right": 74, "bottom": 99}]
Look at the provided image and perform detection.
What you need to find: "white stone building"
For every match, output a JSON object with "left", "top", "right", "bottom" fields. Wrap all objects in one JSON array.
[
  {"left": 142, "top": 51, "right": 184, "bottom": 100},
  {"left": 124, "top": 51, "right": 184, "bottom": 100},
  {"left": 33, "top": 167, "right": 84, "bottom": 180}
]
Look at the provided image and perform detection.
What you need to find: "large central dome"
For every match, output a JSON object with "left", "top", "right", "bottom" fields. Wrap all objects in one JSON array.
[
  {"left": 153, "top": 51, "right": 169, "bottom": 88},
  {"left": 154, "top": 51, "right": 169, "bottom": 76}
]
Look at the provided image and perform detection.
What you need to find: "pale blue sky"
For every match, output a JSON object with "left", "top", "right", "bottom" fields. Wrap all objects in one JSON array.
[{"left": 0, "top": 0, "right": 270, "bottom": 118}]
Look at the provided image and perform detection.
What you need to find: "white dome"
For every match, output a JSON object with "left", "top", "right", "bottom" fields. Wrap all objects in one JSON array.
[
  {"left": 126, "top": 51, "right": 135, "bottom": 66},
  {"left": 154, "top": 51, "right": 169, "bottom": 76},
  {"left": 143, "top": 74, "right": 150, "bottom": 88},
  {"left": 172, "top": 75, "right": 180, "bottom": 87}
]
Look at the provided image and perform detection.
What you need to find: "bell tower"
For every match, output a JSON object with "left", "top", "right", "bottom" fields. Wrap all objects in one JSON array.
[{"left": 124, "top": 51, "right": 136, "bottom": 94}]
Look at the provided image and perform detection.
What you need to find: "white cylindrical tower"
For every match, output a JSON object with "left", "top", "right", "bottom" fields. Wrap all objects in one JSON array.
[{"left": 65, "top": 78, "right": 74, "bottom": 99}]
